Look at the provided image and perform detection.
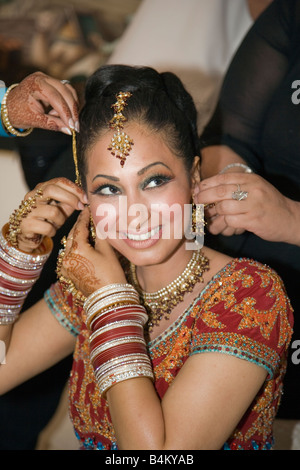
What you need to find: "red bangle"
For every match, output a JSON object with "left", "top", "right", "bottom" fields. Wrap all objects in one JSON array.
[
  {"left": 90, "top": 305, "right": 147, "bottom": 331},
  {"left": 91, "top": 343, "right": 148, "bottom": 369},
  {"left": 91, "top": 311, "right": 147, "bottom": 331},
  {"left": 0, "top": 258, "right": 42, "bottom": 280},
  {"left": 0, "top": 276, "right": 34, "bottom": 291},
  {"left": 0, "top": 294, "right": 27, "bottom": 305},
  {"left": 90, "top": 325, "right": 143, "bottom": 350}
]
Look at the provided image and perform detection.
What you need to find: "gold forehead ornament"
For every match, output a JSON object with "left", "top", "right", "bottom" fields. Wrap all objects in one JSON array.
[{"left": 107, "top": 91, "right": 134, "bottom": 167}]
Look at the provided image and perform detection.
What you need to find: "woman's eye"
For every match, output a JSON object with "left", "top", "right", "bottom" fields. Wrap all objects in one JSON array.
[
  {"left": 92, "top": 185, "right": 121, "bottom": 196},
  {"left": 143, "top": 175, "right": 171, "bottom": 189}
]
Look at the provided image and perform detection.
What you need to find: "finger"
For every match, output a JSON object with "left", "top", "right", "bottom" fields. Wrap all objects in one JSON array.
[
  {"left": 214, "top": 200, "right": 248, "bottom": 217},
  {"left": 39, "top": 179, "right": 87, "bottom": 211},
  {"left": 32, "top": 76, "right": 79, "bottom": 130},
  {"left": 21, "top": 217, "right": 59, "bottom": 238},
  {"left": 69, "top": 207, "right": 91, "bottom": 245},
  {"left": 7, "top": 72, "right": 78, "bottom": 132},
  {"left": 199, "top": 172, "right": 255, "bottom": 189},
  {"left": 206, "top": 215, "right": 228, "bottom": 235}
]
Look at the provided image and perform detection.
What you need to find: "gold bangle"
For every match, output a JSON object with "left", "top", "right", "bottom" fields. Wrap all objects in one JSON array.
[{"left": 1, "top": 84, "right": 33, "bottom": 137}]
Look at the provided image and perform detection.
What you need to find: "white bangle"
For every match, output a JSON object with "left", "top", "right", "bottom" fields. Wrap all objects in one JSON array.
[{"left": 219, "top": 163, "right": 253, "bottom": 174}]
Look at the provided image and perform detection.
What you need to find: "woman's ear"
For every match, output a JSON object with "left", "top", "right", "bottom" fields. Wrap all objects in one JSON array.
[{"left": 191, "top": 156, "right": 201, "bottom": 196}]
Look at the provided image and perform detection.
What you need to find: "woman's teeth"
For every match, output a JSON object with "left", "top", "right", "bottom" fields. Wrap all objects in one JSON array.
[{"left": 126, "top": 226, "right": 160, "bottom": 241}]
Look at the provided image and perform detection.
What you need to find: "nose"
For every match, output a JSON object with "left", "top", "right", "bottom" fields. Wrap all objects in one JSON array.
[{"left": 120, "top": 192, "right": 150, "bottom": 233}]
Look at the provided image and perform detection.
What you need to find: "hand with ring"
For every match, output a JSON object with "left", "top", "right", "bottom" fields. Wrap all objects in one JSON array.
[
  {"left": 8, "top": 177, "right": 87, "bottom": 253},
  {"left": 5, "top": 71, "right": 79, "bottom": 134},
  {"left": 195, "top": 171, "right": 299, "bottom": 243}
]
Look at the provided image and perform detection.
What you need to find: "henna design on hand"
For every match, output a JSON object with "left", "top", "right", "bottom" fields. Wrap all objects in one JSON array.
[{"left": 64, "top": 252, "right": 102, "bottom": 297}]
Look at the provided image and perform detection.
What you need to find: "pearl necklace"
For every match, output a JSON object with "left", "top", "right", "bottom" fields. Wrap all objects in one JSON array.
[{"left": 129, "top": 250, "right": 209, "bottom": 331}]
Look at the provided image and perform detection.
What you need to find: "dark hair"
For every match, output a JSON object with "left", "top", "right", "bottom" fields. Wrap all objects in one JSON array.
[{"left": 77, "top": 64, "right": 200, "bottom": 186}]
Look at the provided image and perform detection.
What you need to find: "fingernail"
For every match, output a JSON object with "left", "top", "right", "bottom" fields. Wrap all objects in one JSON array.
[
  {"left": 75, "top": 121, "right": 80, "bottom": 132},
  {"left": 69, "top": 119, "right": 75, "bottom": 130},
  {"left": 83, "top": 194, "right": 88, "bottom": 204},
  {"left": 61, "top": 127, "right": 72, "bottom": 135},
  {"left": 193, "top": 186, "right": 200, "bottom": 194},
  {"left": 78, "top": 201, "right": 85, "bottom": 210}
]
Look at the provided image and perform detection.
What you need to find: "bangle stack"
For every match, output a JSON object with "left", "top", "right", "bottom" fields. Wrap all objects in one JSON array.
[
  {"left": 84, "top": 283, "right": 153, "bottom": 397},
  {"left": 0, "top": 84, "right": 33, "bottom": 137},
  {"left": 0, "top": 224, "right": 52, "bottom": 324}
]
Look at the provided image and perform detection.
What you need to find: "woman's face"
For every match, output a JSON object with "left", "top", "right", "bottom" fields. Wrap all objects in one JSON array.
[{"left": 86, "top": 122, "right": 194, "bottom": 267}]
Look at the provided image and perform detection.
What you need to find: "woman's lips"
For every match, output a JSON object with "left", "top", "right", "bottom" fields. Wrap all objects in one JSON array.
[
  {"left": 120, "top": 226, "right": 162, "bottom": 249},
  {"left": 123, "top": 226, "right": 161, "bottom": 241}
]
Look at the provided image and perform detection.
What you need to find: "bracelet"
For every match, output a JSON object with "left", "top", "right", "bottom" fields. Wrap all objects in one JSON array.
[
  {"left": 0, "top": 224, "right": 52, "bottom": 324},
  {"left": 0, "top": 84, "right": 33, "bottom": 137},
  {"left": 85, "top": 286, "right": 153, "bottom": 398},
  {"left": 219, "top": 163, "right": 253, "bottom": 174},
  {"left": 83, "top": 283, "right": 139, "bottom": 311},
  {"left": 96, "top": 363, "right": 154, "bottom": 397},
  {"left": 0, "top": 83, "right": 13, "bottom": 137},
  {"left": 90, "top": 307, "right": 148, "bottom": 332},
  {"left": 7, "top": 188, "right": 44, "bottom": 248},
  {"left": 84, "top": 284, "right": 141, "bottom": 330}
]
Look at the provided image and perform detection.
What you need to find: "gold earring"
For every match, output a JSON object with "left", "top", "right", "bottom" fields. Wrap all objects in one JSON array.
[
  {"left": 89, "top": 214, "right": 96, "bottom": 243},
  {"left": 191, "top": 202, "right": 205, "bottom": 238}
]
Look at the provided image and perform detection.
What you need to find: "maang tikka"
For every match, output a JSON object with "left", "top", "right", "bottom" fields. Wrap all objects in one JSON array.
[{"left": 107, "top": 91, "right": 134, "bottom": 167}]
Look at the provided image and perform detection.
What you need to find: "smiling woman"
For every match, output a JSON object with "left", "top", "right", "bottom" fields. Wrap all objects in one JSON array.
[{"left": 0, "top": 64, "right": 294, "bottom": 450}]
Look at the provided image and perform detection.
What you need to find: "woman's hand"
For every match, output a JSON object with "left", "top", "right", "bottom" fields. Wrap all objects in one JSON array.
[
  {"left": 16, "top": 177, "right": 87, "bottom": 252},
  {"left": 195, "top": 172, "right": 300, "bottom": 244},
  {"left": 6, "top": 71, "right": 79, "bottom": 134},
  {"left": 59, "top": 207, "right": 127, "bottom": 298}
]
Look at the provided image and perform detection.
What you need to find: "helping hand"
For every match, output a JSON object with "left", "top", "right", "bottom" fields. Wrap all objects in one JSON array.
[
  {"left": 11, "top": 177, "right": 87, "bottom": 253},
  {"left": 58, "top": 207, "right": 127, "bottom": 298},
  {"left": 195, "top": 172, "right": 297, "bottom": 243},
  {"left": 6, "top": 71, "right": 79, "bottom": 134}
]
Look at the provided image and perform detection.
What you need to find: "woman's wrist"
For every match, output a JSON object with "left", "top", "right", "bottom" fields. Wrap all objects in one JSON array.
[
  {"left": 1, "top": 84, "right": 33, "bottom": 137},
  {"left": 0, "top": 224, "right": 52, "bottom": 325}
]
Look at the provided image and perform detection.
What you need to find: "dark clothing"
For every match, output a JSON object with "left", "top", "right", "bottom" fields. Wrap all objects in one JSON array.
[{"left": 201, "top": 0, "right": 300, "bottom": 418}]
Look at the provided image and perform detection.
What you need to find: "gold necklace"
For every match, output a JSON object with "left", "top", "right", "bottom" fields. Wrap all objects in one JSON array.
[{"left": 129, "top": 250, "right": 209, "bottom": 331}]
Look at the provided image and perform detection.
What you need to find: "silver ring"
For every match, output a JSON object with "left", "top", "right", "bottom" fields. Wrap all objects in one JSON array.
[
  {"left": 61, "top": 80, "right": 70, "bottom": 85},
  {"left": 232, "top": 184, "right": 248, "bottom": 201}
]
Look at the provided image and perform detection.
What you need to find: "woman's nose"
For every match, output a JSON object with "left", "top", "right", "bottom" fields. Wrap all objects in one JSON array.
[{"left": 122, "top": 193, "right": 150, "bottom": 232}]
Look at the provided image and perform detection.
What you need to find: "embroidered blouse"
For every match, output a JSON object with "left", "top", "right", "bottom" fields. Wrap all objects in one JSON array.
[{"left": 44, "top": 258, "right": 293, "bottom": 450}]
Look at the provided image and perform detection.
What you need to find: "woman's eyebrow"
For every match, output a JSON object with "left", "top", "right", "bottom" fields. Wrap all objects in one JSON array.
[
  {"left": 92, "top": 162, "right": 171, "bottom": 182},
  {"left": 137, "top": 162, "right": 171, "bottom": 175},
  {"left": 92, "top": 174, "right": 120, "bottom": 182}
]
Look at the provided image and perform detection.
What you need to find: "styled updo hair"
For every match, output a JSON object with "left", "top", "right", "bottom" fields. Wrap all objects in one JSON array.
[{"left": 77, "top": 64, "right": 200, "bottom": 186}]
